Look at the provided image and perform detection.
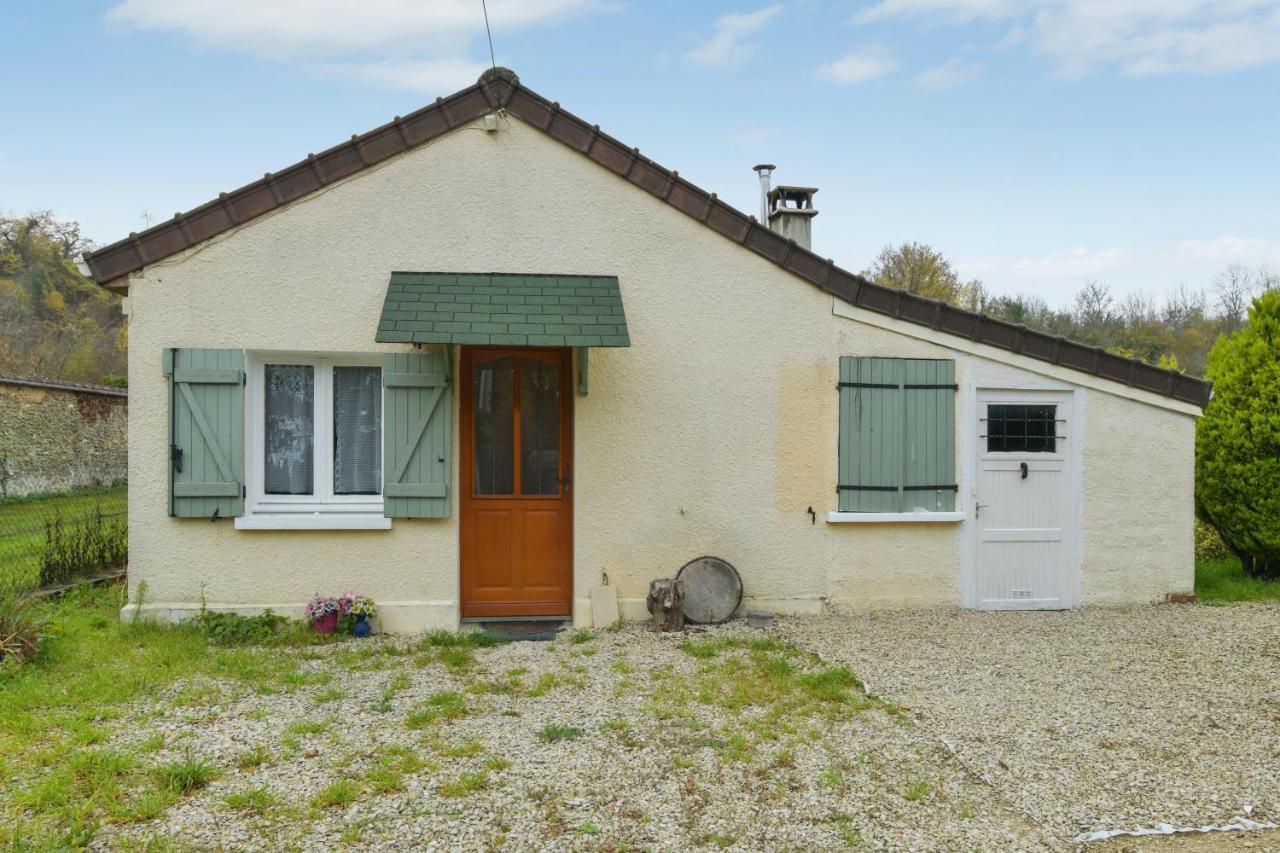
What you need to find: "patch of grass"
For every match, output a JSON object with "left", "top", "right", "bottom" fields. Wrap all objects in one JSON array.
[
  {"left": 376, "top": 744, "right": 429, "bottom": 775},
  {"left": 172, "top": 682, "right": 222, "bottom": 707},
  {"left": 796, "top": 666, "right": 866, "bottom": 704},
  {"left": 903, "top": 779, "right": 932, "bottom": 801},
  {"left": 436, "top": 646, "right": 476, "bottom": 672},
  {"left": 69, "top": 748, "right": 135, "bottom": 779},
  {"left": 483, "top": 756, "right": 510, "bottom": 772},
  {"left": 438, "top": 772, "right": 488, "bottom": 798},
  {"left": 575, "top": 822, "right": 601, "bottom": 835},
  {"left": 437, "top": 738, "right": 485, "bottom": 758},
  {"left": 568, "top": 629, "right": 595, "bottom": 644},
  {"left": 284, "top": 718, "right": 329, "bottom": 736},
  {"left": 138, "top": 733, "right": 166, "bottom": 753},
  {"left": 153, "top": 757, "right": 218, "bottom": 795},
  {"left": 830, "top": 813, "right": 864, "bottom": 848},
  {"left": 364, "top": 766, "right": 404, "bottom": 795},
  {"left": 312, "top": 687, "right": 346, "bottom": 703},
  {"left": 312, "top": 779, "right": 361, "bottom": 808},
  {"left": 957, "top": 803, "right": 976, "bottom": 819},
  {"left": 415, "top": 629, "right": 503, "bottom": 672},
  {"left": 525, "top": 672, "right": 562, "bottom": 697},
  {"left": 538, "top": 724, "right": 584, "bottom": 744},
  {"left": 404, "top": 690, "right": 468, "bottom": 729},
  {"left": 718, "top": 731, "right": 754, "bottom": 763},
  {"left": 339, "top": 821, "right": 369, "bottom": 844},
  {"left": 222, "top": 786, "right": 277, "bottom": 815},
  {"left": 236, "top": 746, "right": 271, "bottom": 770},
  {"left": 120, "top": 789, "right": 177, "bottom": 823},
  {"left": 1196, "top": 557, "right": 1280, "bottom": 603},
  {"left": 0, "top": 584, "right": 338, "bottom": 848}
]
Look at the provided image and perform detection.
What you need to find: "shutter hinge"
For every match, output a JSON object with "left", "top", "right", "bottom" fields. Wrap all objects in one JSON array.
[{"left": 242, "top": 485, "right": 247, "bottom": 499}]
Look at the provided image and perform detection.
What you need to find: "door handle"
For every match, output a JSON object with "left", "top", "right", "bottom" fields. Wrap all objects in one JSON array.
[{"left": 975, "top": 502, "right": 988, "bottom": 518}]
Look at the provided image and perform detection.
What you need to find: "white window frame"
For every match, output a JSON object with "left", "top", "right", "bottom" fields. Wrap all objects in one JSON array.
[{"left": 237, "top": 351, "right": 390, "bottom": 530}]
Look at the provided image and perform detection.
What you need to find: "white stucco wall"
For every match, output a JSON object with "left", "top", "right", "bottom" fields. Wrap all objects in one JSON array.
[{"left": 122, "top": 113, "right": 1197, "bottom": 629}]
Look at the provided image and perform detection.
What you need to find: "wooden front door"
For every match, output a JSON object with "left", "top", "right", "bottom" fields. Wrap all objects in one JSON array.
[{"left": 460, "top": 347, "right": 573, "bottom": 618}]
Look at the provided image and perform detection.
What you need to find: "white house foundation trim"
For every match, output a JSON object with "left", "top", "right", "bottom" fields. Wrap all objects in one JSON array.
[{"left": 120, "top": 600, "right": 459, "bottom": 633}]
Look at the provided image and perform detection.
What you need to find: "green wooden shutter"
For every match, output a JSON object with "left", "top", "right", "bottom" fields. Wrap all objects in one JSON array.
[
  {"left": 902, "top": 359, "right": 956, "bottom": 511},
  {"left": 838, "top": 357, "right": 956, "bottom": 512},
  {"left": 165, "top": 348, "right": 244, "bottom": 519},
  {"left": 383, "top": 351, "right": 451, "bottom": 518}
]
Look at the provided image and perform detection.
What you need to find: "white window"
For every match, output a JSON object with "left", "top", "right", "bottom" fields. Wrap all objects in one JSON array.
[{"left": 238, "top": 352, "right": 390, "bottom": 530}]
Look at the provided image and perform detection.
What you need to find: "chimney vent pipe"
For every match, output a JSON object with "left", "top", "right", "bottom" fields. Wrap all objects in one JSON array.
[{"left": 752, "top": 164, "right": 775, "bottom": 224}]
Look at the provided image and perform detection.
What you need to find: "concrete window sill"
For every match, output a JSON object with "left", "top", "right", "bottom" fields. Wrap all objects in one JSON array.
[
  {"left": 826, "top": 511, "right": 965, "bottom": 524},
  {"left": 234, "top": 514, "right": 392, "bottom": 531}
]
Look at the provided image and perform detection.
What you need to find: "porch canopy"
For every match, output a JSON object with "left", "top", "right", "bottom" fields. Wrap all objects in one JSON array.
[{"left": 375, "top": 272, "right": 630, "bottom": 347}]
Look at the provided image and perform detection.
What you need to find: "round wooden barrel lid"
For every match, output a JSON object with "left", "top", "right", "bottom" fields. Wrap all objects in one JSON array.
[{"left": 676, "top": 556, "right": 743, "bottom": 624}]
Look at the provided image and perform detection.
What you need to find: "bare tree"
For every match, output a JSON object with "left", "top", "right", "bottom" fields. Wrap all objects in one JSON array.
[{"left": 1212, "top": 263, "right": 1255, "bottom": 330}]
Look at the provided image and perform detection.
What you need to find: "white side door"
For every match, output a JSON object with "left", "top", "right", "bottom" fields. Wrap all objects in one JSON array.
[{"left": 973, "top": 391, "right": 1078, "bottom": 609}]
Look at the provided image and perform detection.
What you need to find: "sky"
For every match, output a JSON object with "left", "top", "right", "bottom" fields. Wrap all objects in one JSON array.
[{"left": 4, "top": 1, "right": 1279, "bottom": 306}]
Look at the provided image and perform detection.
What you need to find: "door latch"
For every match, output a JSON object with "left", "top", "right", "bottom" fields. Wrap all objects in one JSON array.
[{"left": 1020, "top": 461, "right": 1029, "bottom": 479}]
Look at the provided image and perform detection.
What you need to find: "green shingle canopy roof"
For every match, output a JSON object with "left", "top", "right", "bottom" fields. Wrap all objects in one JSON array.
[{"left": 375, "top": 272, "right": 630, "bottom": 347}]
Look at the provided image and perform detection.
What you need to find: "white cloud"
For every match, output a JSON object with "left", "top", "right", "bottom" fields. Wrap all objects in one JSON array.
[
  {"left": 106, "top": 0, "right": 602, "bottom": 94},
  {"left": 961, "top": 235, "right": 1280, "bottom": 298},
  {"left": 107, "top": 0, "right": 601, "bottom": 57},
  {"left": 854, "top": 0, "right": 1024, "bottom": 26},
  {"left": 684, "top": 5, "right": 783, "bottom": 70},
  {"left": 914, "top": 57, "right": 979, "bottom": 88},
  {"left": 851, "top": 0, "right": 1280, "bottom": 77},
  {"left": 319, "top": 58, "right": 491, "bottom": 94},
  {"left": 732, "top": 125, "right": 782, "bottom": 145},
  {"left": 816, "top": 45, "right": 898, "bottom": 83}
]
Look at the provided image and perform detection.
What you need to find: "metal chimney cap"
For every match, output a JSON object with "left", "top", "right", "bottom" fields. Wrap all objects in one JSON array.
[{"left": 753, "top": 163, "right": 777, "bottom": 173}]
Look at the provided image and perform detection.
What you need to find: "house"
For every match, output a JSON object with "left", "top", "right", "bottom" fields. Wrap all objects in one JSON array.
[{"left": 84, "top": 68, "right": 1209, "bottom": 631}]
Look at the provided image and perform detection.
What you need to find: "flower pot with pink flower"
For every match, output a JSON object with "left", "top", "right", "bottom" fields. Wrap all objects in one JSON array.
[{"left": 304, "top": 595, "right": 340, "bottom": 634}]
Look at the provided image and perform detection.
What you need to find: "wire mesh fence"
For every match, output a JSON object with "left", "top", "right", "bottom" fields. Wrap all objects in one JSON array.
[{"left": 0, "top": 484, "right": 127, "bottom": 596}]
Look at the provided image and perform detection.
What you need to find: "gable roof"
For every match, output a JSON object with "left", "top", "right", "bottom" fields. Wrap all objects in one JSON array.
[{"left": 83, "top": 68, "right": 1210, "bottom": 409}]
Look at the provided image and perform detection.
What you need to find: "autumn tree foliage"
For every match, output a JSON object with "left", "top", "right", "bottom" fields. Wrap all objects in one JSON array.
[
  {"left": 1195, "top": 290, "right": 1280, "bottom": 579},
  {"left": 0, "top": 212, "right": 126, "bottom": 384}
]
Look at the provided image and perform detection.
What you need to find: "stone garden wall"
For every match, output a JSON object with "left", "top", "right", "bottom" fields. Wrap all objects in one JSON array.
[{"left": 0, "top": 377, "right": 127, "bottom": 497}]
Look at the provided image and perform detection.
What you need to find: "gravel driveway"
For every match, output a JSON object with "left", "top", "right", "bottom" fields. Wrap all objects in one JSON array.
[
  {"left": 89, "top": 604, "right": 1278, "bottom": 851},
  {"left": 783, "top": 603, "right": 1280, "bottom": 848}
]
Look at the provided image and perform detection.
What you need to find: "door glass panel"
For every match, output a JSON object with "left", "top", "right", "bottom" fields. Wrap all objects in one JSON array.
[
  {"left": 333, "top": 366, "right": 382, "bottom": 495},
  {"left": 520, "top": 357, "right": 561, "bottom": 495},
  {"left": 987, "top": 404, "right": 1057, "bottom": 453},
  {"left": 474, "top": 357, "right": 514, "bottom": 495},
  {"left": 264, "top": 364, "right": 314, "bottom": 495}
]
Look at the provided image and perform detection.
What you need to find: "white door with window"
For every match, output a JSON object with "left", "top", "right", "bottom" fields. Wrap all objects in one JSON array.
[{"left": 971, "top": 390, "right": 1078, "bottom": 609}]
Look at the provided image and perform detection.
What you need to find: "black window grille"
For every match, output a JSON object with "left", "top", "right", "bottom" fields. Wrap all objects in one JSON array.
[{"left": 986, "top": 404, "right": 1057, "bottom": 453}]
